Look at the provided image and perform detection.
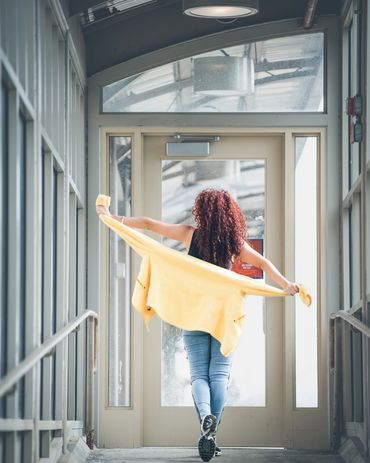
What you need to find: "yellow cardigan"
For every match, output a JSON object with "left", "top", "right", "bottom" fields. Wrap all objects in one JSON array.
[{"left": 96, "top": 194, "right": 311, "bottom": 356}]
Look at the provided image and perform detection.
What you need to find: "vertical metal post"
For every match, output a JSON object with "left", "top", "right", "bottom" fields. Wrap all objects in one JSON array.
[{"left": 86, "top": 317, "right": 96, "bottom": 449}]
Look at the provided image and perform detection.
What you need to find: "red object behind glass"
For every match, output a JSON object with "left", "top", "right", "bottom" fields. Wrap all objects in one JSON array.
[{"left": 232, "top": 238, "right": 264, "bottom": 279}]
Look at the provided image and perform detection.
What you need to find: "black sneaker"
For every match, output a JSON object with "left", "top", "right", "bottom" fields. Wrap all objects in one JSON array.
[
  {"left": 200, "top": 414, "right": 217, "bottom": 437},
  {"left": 214, "top": 445, "right": 222, "bottom": 457},
  {"left": 198, "top": 435, "right": 216, "bottom": 462}
]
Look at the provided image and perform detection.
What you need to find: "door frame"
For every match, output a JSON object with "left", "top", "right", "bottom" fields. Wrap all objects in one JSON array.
[
  {"left": 97, "top": 127, "right": 328, "bottom": 449},
  {"left": 142, "top": 133, "right": 284, "bottom": 447}
]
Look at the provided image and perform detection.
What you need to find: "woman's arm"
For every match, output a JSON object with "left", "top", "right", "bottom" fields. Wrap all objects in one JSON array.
[
  {"left": 96, "top": 204, "right": 194, "bottom": 244},
  {"left": 238, "top": 241, "right": 298, "bottom": 295}
]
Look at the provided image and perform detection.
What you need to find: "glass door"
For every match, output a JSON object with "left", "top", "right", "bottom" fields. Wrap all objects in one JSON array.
[{"left": 142, "top": 134, "right": 284, "bottom": 446}]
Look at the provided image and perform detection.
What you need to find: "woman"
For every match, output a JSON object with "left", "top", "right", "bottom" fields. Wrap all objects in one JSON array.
[{"left": 96, "top": 188, "right": 298, "bottom": 462}]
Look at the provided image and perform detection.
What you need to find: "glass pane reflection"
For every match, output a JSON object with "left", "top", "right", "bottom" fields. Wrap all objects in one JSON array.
[
  {"left": 161, "top": 159, "right": 266, "bottom": 406},
  {"left": 108, "top": 136, "right": 132, "bottom": 407},
  {"left": 294, "top": 137, "right": 318, "bottom": 408},
  {"left": 103, "top": 33, "right": 324, "bottom": 113}
]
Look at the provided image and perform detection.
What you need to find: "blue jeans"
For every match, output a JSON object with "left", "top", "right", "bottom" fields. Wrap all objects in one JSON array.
[{"left": 183, "top": 330, "right": 233, "bottom": 429}]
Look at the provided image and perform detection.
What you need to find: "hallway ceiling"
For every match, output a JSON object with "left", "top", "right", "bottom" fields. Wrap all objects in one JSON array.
[{"left": 68, "top": 0, "right": 343, "bottom": 77}]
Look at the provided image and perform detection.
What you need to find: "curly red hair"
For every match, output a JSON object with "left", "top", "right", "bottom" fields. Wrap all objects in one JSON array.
[{"left": 192, "top": 189, "right": 247, "bottom": 268}]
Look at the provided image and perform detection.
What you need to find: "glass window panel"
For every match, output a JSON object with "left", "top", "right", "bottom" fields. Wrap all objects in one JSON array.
[
  {"left": 52, "top": 166, "right": 58, "bottom": 337},
  {"left": 103, "top": 33, "right": 324, "bottom": 113},
  {"left": 349, "top": 197, "right": 362, "bottom": 307},
  {"left": 349, "top": 19, "right": 358, "bottom": 96},
  {"left": 39, "top": 155, "right": 59, "bottom": 421},
  {"left": 40, "top": 151, "right": 45, "bottom": 421},
  {"left": 40, "top": 152, "right": 56, "bottom": 421},
  {"left": 68, "top": 196, "right": 78, "bottom": 420},
  {"left": 368, "top": 2, "right": 370, "bottom": 164},
  {"left": 41, "top": 151, "right": 46, "bottom": 344},
  {"left": 0, "top": 82, "right": 8, "bottom": 419},
  {"left": 19, "top": 114, "right": 27, "bottom": 362},
  {"left": 19, "top": 113, "right": 27, "bottom": 419},
  {"left": 367, "top": 172, "right": 370, "bottom": 295},
  {"left": 52, "top": 165, "right": 58, "bottom": 420},
  {"left": 348, "top": 206, "right": 353, "bottom": 305},
  {"left": 294, "top": 137, "right": 318, "bottom": 408},
  {"left": 348, "top": 19, "right": 361, "bottom": 187},
  {"left": 74, "top": 207, "right": 80, "bottom": 420},
  {"left": 350, "top": 311, "right": 364, "bottom": 422},
  {"left": 108, "top": 136, "right": 132, "bottom": 407},
  {"left": 161, "top": 159, "right": 266, "bottom": 406}
]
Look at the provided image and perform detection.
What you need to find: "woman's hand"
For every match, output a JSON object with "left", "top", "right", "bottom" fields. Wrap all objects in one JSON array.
[
  {"left": 96, "top": 205, "right": 111, "bottom": 216},
  {"left": 283, "top": 282, "right": 299, "bottom": 295}
]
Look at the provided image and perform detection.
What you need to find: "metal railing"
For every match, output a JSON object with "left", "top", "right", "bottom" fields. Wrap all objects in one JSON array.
[
  {"left": 0, "top": 310, "right": 98, "bottom": 451},
  {"left": 330, "top": 310, "right": 370, "bottom": 453},
  {"left": 331, "top": 310, "right": 370, "bottom": 338}
]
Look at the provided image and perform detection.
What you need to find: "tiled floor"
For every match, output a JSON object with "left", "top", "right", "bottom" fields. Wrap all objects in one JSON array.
[{"left": 87, "top": 447, "right": 345, "bottom": 463}]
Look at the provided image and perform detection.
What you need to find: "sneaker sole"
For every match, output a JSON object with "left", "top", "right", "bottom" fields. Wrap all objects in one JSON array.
[{"left": 198, "top": 435, "right": 216, "bottom": 462}]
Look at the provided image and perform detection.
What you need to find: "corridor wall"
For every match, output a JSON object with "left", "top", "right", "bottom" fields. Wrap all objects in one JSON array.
[{"left": 0, "top": 1, "right": 87, "bottom": 462}]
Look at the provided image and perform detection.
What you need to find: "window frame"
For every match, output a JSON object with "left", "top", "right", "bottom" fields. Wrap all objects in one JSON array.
[{"left": 101, "top": 30, "right": 327, "bottom": 115}]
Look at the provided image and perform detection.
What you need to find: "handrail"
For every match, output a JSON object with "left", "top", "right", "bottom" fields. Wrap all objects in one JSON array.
[
  {"left": 0, "top": 309, "right": 98, "bottom": 398},
  {"left": 0, "top": 309, "right": 98, "bottom": 450},
  {"left": 330, "top": 310, "right": 370, "bottom": 338}
]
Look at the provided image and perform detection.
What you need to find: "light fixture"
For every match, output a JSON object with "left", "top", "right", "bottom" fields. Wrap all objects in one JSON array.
[
  {"left": 183, "top": 0, "right": 259, "bottom": 19},
  {"left": 193, "top": 56, "right": 255, "bottom": 96}
]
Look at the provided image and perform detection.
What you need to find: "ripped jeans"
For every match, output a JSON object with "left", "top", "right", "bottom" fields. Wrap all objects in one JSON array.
[{"left": 183, "top": 330, "right": 233, "bottom": 429}]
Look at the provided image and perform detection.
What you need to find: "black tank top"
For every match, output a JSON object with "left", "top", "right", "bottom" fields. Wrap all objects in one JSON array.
[
  {"left": 188, "top": 229, "right": 203, "bottom": 260},
  {"left": 188, "top": 229, "right": 231, "bottom": 269}
]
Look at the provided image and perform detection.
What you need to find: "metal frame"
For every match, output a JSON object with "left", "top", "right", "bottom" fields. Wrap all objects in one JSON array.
[
  {"left": 339, "top": 0, "right": 370, "bottom": 456},
  {"left": 331, "top": 311, "right": 370, "bottom": 338},
  {"left": 91, "top": 125, "right": 329, "bottom": 449}
]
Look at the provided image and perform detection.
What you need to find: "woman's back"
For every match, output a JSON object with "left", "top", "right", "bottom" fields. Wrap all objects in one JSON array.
[{"left": 188, "top": 229, "right": 232, "bottom": 270}]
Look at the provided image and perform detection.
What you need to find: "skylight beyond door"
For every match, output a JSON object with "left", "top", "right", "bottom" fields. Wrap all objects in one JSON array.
[{"left": 102, "top": 33, "right": 324, "bottom": 113}]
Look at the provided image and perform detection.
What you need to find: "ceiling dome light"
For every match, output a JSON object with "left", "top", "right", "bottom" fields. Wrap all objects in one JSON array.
[{"left": 183, "top": 0, "right": 259, "bottom": 18}]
